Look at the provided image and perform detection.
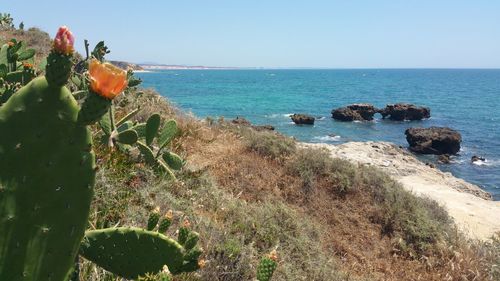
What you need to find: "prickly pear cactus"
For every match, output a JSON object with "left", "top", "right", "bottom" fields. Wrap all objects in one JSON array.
[
  {"left": 0, "top": 30, "right": 96, "bottom": 281},
  {"left": 80, "top": 225, "right": 203, "bottom": 278}
]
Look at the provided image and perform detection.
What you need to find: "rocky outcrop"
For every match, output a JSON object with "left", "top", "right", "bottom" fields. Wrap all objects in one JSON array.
[
  {"left": 405, "top": 127, "right": 462, "bottom": 155},
  {"left": 331, "top": 104, "right": 377, "bottom": 121},
  {"left": 253, "top": 125, "right": 275, "bottom": 131},
  {"left": 291, "top": 114, "right": 315, "bottom": 125},
  {"left": 231, "top": 116, "right": 252, "bottom": 126},
  {"left": 438, "top": 154, "right": 451, "bottom": 164},
  {"left": 471, "top": 156, "right": 486, "bottom": 163},
  {"left": 379, "top": 103, "right": 430, "bottom": 121},
  {"left": 109, "top": 60, "right": 144, "bottom": 71},
  {"left": 231, "top": 117, "right": 274, "bottom": 131}
]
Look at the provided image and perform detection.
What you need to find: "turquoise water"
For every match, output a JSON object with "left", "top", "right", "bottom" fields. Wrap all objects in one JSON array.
[{"left": 138, "top": 69, "right": 500, "bottom": 200}]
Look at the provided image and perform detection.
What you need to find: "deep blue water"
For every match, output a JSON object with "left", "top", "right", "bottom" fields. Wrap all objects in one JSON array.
[{"left": 138, "top": 69, "right": 500, "bottom": 200}]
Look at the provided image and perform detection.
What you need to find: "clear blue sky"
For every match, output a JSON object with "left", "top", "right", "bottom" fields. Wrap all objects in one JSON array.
[{"left": 3, "top": 1, "right": 500, "bottom": 68}]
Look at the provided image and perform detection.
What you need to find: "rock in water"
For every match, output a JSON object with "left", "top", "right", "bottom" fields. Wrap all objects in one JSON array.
[
  {"left": 291, "top": 114, "right": 315, "bottom": 125},
  {"left": 379, "top": 103, "right": 430, "bottom": 121},
  {"left": 438, "top": 154, "right": 451, "bottom": 164},
  {"left": 331, "top": 104, "right": 377, "bottom": 121},
  {"left": 231, "top": 116, "right": 274, "bottom": 131},
  {"left": 405, "top": 127, "right": 462, "bottom": 155},
  {"left": 471, "top": 155, "right": 486, "bottom": 163}
]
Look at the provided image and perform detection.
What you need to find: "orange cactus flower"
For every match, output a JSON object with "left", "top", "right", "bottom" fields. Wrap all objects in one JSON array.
[
  {"left": 7, "top": 41, "right": 15, "bottom": 47},
  {"left": 53, "top": 26, "right": 75, "bottom": 55},
  {"left": 23, "top": 62, "right": 33, "bottom": 69},
  {"left": 89, "top": 59, "right": 128, "bottom": 100}
]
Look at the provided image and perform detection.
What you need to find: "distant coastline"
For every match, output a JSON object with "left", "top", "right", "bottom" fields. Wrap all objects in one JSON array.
[{"left": 139, "top": 64, "right": 241, "bottom": 70}]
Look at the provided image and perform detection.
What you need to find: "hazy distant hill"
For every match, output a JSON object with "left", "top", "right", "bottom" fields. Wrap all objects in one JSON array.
[
  {"left": 109, "top": 60, "right": 144, "bottom": 71},
  {"left": 139, "top": 64, "right": 239, "bottom": 70}
]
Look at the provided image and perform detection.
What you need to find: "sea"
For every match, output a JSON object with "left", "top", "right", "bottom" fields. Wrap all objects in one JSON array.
[{"left": 137, "top": 69, "right": 500, "bottom": 200}]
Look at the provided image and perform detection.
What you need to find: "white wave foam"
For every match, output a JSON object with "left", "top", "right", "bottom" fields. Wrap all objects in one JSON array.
[
  {"left": 472, "top": 159, "right": 498, "bottom": 167},
  {"left": 265, "top": 113, "right": 293, "bottom": 118},
  {"left": 313, "top": 135, "right": 341, "bottom": 142}
]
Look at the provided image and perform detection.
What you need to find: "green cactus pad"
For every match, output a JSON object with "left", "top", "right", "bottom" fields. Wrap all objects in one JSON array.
[
  {"left": 80, "top": 227, "right": 186, "bottom": 279},
  {"left": 116, "top": 107, "right": 140, "bottom": 127},
  {"left": 116, "top": 129, "right": 138, "bottom": 145},
  {"left": 137, "top": 141, "right": 156, "bottom": 166},
  {"left": 162, "top": 151, "right": 184, "bottom": 170},
  {"left": 0, "top": 77, "right": 96, "bottom": 281},
  {"left": 145, "top": 113, "right": 161, "bottom": 146},
  {"left": 117, "top": 121, "right": 134, "bottom": 133},
  {"left": 158, "top": 119, "right": 178, "bottom": 149}
]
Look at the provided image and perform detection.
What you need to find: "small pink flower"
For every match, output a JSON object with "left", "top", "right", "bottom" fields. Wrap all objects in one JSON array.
[{"left": 53, "top": 26, "right": 75, "bottom": 55}]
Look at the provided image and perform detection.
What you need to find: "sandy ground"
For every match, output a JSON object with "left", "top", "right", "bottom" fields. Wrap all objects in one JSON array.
[{"left": 303, "top": 141, "right": 500, "bottom": 241}]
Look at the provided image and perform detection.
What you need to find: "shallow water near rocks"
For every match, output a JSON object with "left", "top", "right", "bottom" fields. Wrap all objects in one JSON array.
[{"left": 138, "top": 69, "right": 500, "bottom": 200}]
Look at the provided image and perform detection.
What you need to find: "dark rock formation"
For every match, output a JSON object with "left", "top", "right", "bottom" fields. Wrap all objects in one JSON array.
[
  {"left": 291, "top": 114, "right": 315, "bottom": 125},
  {"left": 405, "top": 127, "right": 462, "bottom": 155},
  {"left": 253, "top": 125, "right": 275, "bottom": 131},
  {"left": 331, "top": 104, "right": 377, "bottom": 121},
  {"left": 231, "top": 117, "right": 274, "bottom": 131},
  {"left": 438, "top": 154, "right": 451, "bottom": 164},
  {"left": 231, "top": 116, "right": 252, "bottom": 126},
  {"left": 471, "top": 155, "right": 486, "bottom": 163},
  {"left": 379, "top": 103, "right": 430, "bottom": 121}
]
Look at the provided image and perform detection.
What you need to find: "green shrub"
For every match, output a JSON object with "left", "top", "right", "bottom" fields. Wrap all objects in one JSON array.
[{"left": 244, "top": 129, "right": 296, "bottom": 161}]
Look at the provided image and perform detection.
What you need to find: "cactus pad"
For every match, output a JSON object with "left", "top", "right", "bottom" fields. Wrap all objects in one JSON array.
[
  {"left": 0, "top": 77, "right": 96, "bottom": 281},
  {"left": 80, "top": 227, "right": 187, "bottom": 279}
]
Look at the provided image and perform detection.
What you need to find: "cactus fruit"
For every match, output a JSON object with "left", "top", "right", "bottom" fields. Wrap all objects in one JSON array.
[
  {"left": 147, "top": 207, "right": 161, "bottom": 231},
  {"left": 0, "top": 27, "right": 98, "bottom": 280},
  {"left": 158, "top": 210, "right": 173, "bottom": 233},
  {"left": 256, "top": 250, "right": 278, "bottom": 281}
]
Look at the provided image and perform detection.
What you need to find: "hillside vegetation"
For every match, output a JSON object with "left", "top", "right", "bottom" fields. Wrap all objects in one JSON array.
[{"left": 1, "top": 20, "right": 499, "bottom": 281}]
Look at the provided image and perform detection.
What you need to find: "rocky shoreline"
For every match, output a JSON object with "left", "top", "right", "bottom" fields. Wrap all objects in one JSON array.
[{"left": 302, "top": 141, "right": 500, "bottom": 240}]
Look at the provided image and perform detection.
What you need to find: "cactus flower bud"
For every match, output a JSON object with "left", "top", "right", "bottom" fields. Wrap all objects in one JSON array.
[
  {"left": 165, "top": 209, "right": 173, "bottom": 220},
  {"left": 53, "top": 26, "right": 75, "bottom": 55},
  {"left": 269, "top": 249, "right": 278, "bottom": 262},
  {"left": 182, "top": 218, "right": 191, "bottom": 228},
  {"left": 7, "top": 41, "right": 14, "bottom": 47},
  {"left": 89, "top": 59, "right": 128, "bottom": 100}
]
